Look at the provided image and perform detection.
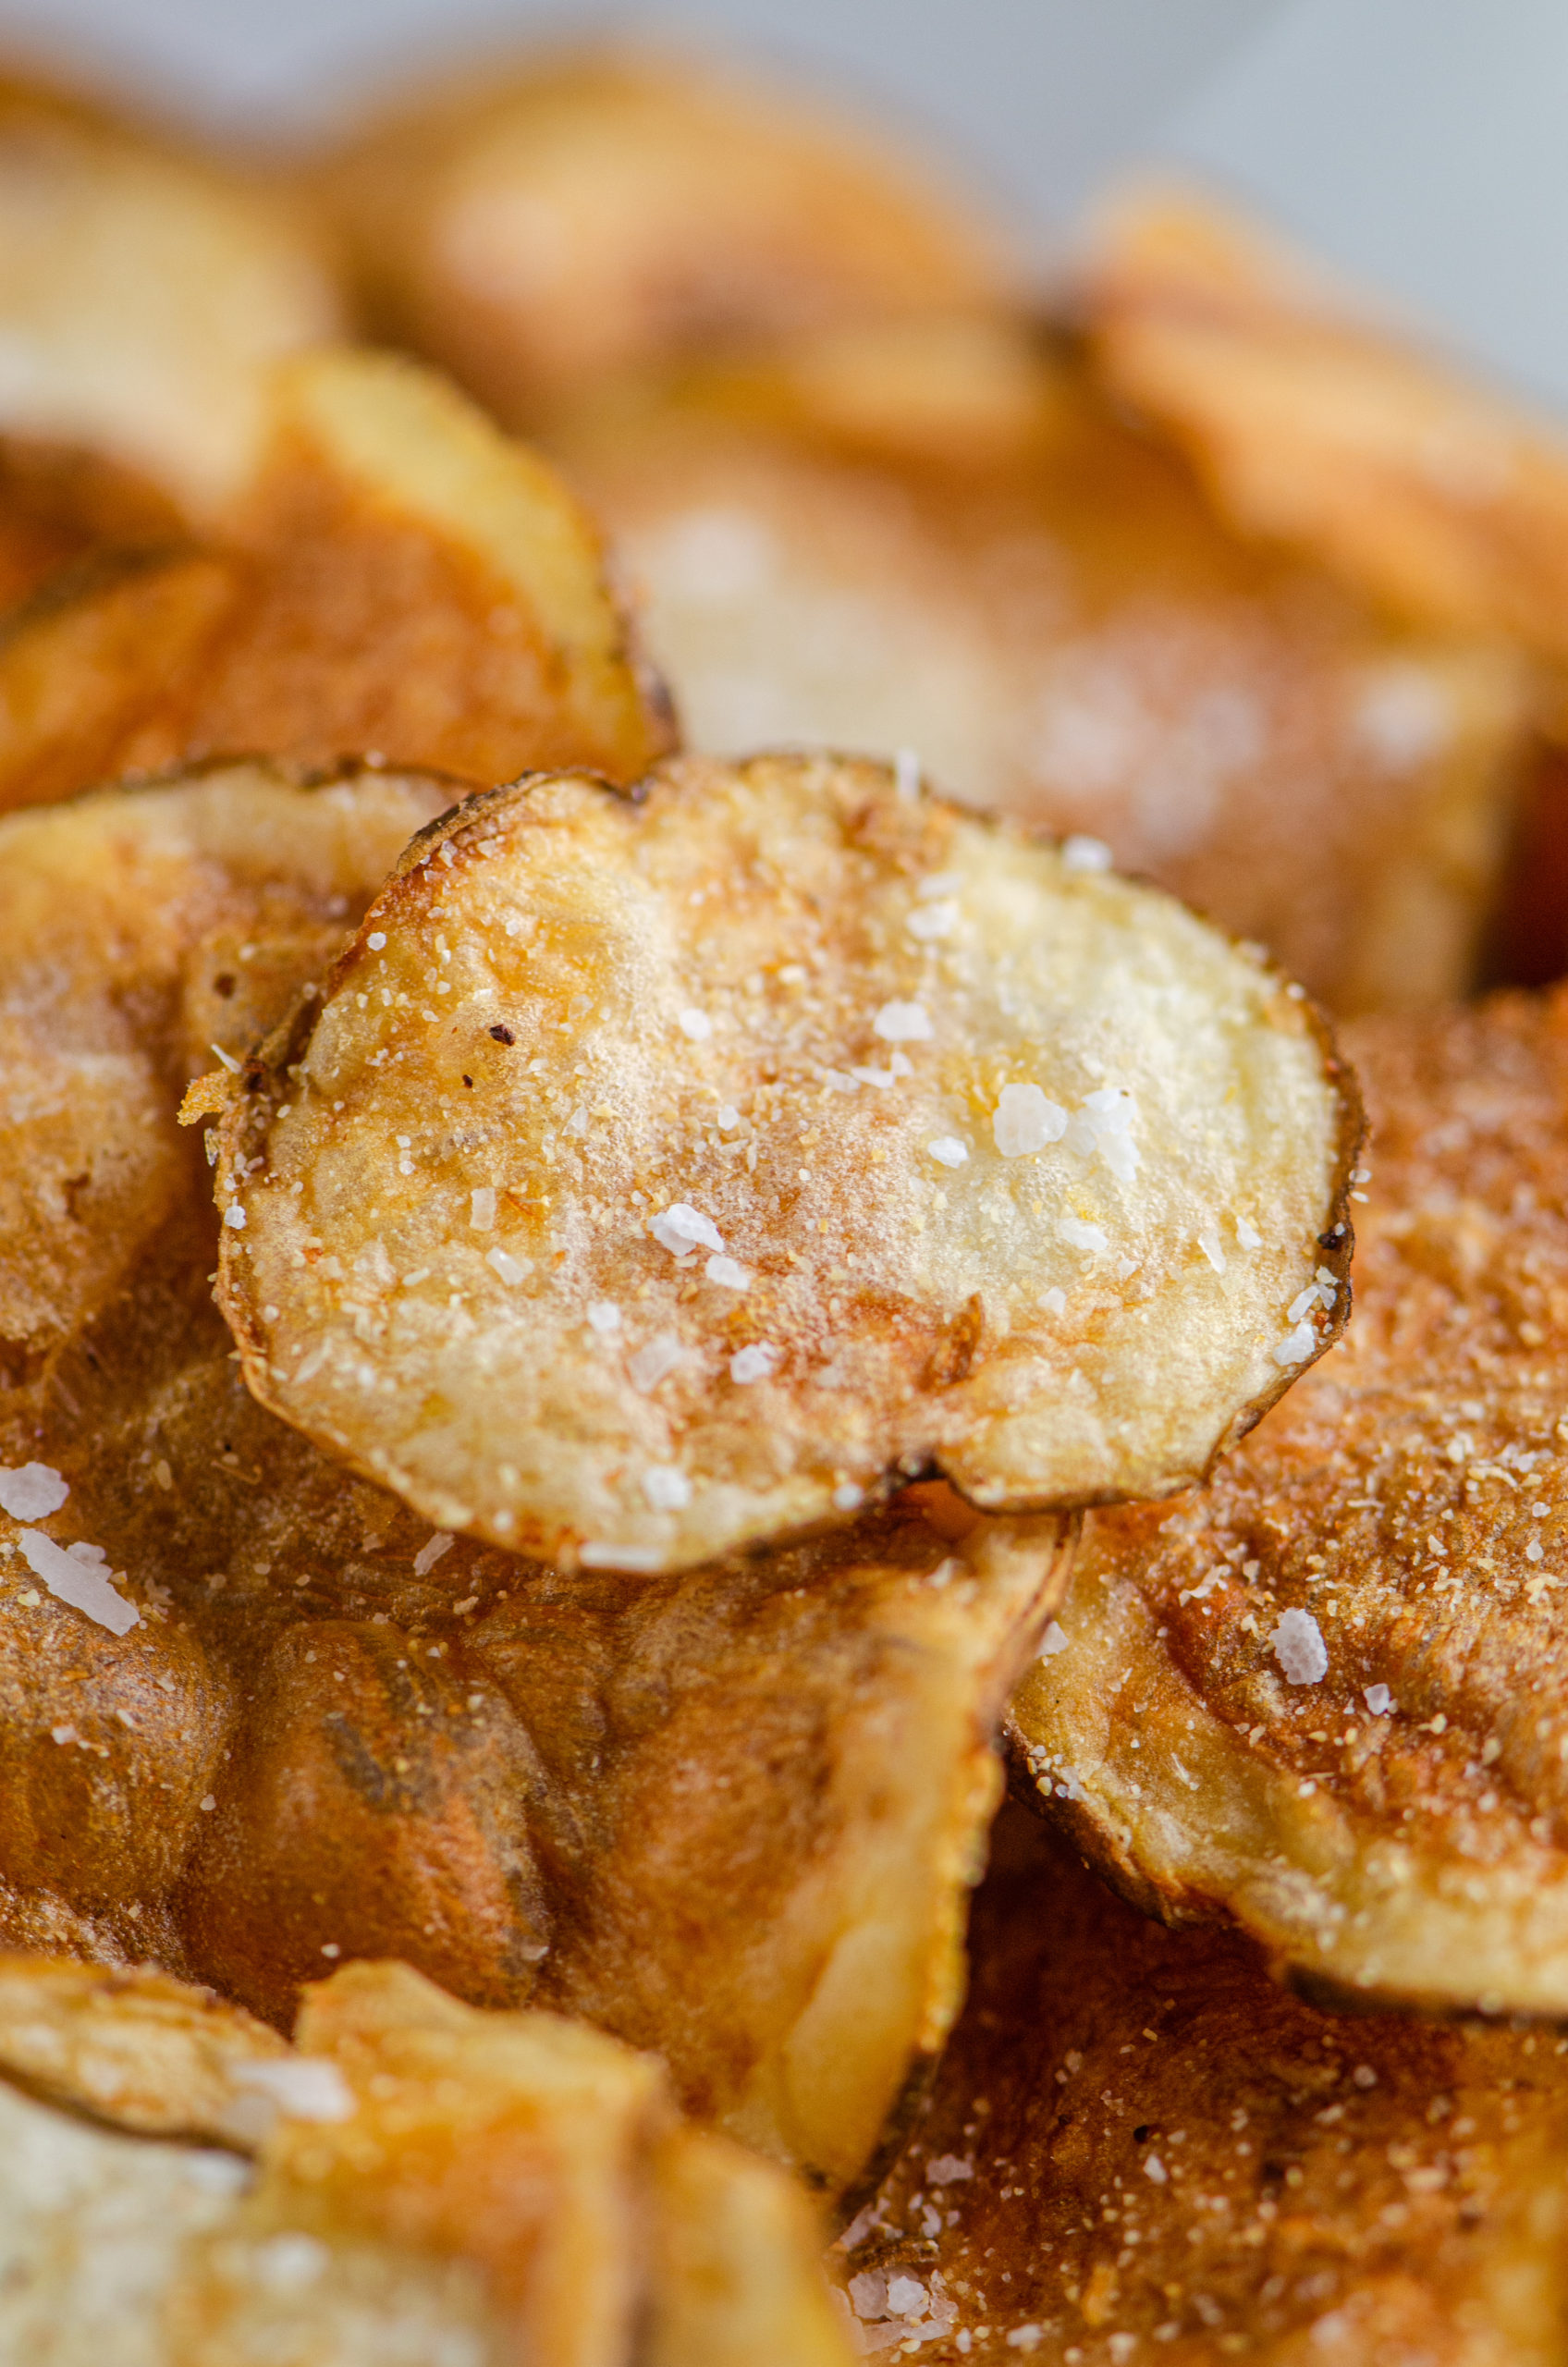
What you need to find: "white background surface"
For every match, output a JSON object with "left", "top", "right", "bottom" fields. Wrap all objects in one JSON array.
[{"left": 1, "top": 0, "right": 1563, "bottom": 413}]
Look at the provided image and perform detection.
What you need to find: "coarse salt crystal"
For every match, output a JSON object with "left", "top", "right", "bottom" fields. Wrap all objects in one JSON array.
[
  {"left": 704, "top": 1255, "right": 751, "bottom": 1290},
  {"left": 926, "top": 2153, "right": 974, "bottom": 2186},
  {"left": 1038, "top": 1621, "right": 1071, "bottom": 1659},
  {"left": 1039, "top": 1285, "right": 1067, "bottom": 1315},
  {"left": 1272, "top": 1318, "right": 1317, "bottom": 1367},
  {"left": 1061, "top": 834, "right": 1113, "bottom": 875},
  {"left": 886, "top": 2275, "right": 928, "bottom": 2319},
  {"left": 919, "top": 871, "right": 962, "bottom": 899},
  {"left": 873, "top": 1000, "right": 932, "bottom": 1043},
  {"left": 643, "top": 1467, "right": 692, "bottom": 1510},
  {"left": 1235, "top": 1216, "right": 1263, "bottom": 1250},
  {"left": 651, "top": 1203, "right": 724, "bottom": 1256},
  {"left": 629, "top": 1332, "right": 690, "bottom": 1392},
  {"left": 1364, "top": 1683, "right": 1393, "bottom": 1714},
  {"left": 894, "top": 747, "right": 921, "bottom": 801},
  {"left": 1144, "top": 2152, "right": 1169, "bottom": 2184},
  {"left": 470, "top": 1186, "right": 496, "bottom": 1231},
  {"left": 678, "top": 1007, "right": 713, "bottom": 1040},
  {"left": 586, "top": 1300, "right": 623, "bottom": 1336},
  {"left": 993, "top": 1083, "right": 1068, "bottom": 1158},
  {"left": 833, "top": 1481, "right": 864, "bottom": 1512},
  {"left": 1007, "top": 2329, "right": 1044, "bottom": 2353},
  {"left": 1271, "top": 1606, "right": 1328, "bottom": 1684},
  {"left": 413, "top": 1531, "right": 454, "bottom": 1576},
  {"left": 1198, "top": 1226, "right": 1227, "bottom": 1274},
  {"left": 487, "top": 1246, "right": 530, "bottom": 1285},
  {"left": 0, "top": 1463, "right": 68, "bottom": 1520},
  {"left": 224, "top": 1204, "right": 247, "bottom": 1230},
  {"left": 907, "top": 900, "right": 959, "bottom": 941},
  {"left": 717, "top": 1104, "right": 741, "bottom": 1129},
  {"left": 1069, "top": 1085, "right": 1139, "bottom": 1184},
  {"left": 366, "top": 931, "right": 386, "bottom": 950},
  {"left": 729, "top": 1343, "right": 778, "bottom": 1384},
  {"left": 18, "top": 1532, "right": 138, "bottom": 1634},
  {"left": 927, "top": 1136, "right": 969, "bottom": 1168},
  {"left": 1060, "top": 1216, "right": 1109, "bottom": 1257}
]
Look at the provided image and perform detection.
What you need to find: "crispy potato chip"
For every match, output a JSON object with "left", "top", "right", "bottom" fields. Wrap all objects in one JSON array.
[
  {"left": 316, "top": 48, "right": 1021, "bottom": 424},
  {"left": 835, "top": 1804, "right": 1568, "bottom": 2364},
  {"left": 0, "top": 759, "right": 455, "bottom": 1445},
  {"left": 0, "top": 1954, "right": 283, "bottom": 2140},
  {"left": 0, "top": 350, "right": 675, "bottom": 811},
  {"left": 557, "top": 330, "right": 1535, "bottom": 1013},
  {"left": 1085, "top": 184, "right": 1568, "bottom": 667},
  {"left": 1010, "top": 983, "right": 1568, "bottom": 2016},
  {"left": 215, "top": 751, "right": 1355, "bottom": 1572},
  {"left": 66, "top": 1299, "right": 1063, "bottom": 2193},
  {"left": 0, "top": 1952, "right": 850, "bottom": 2366},
  {"left": 0, "top": 73, "right": 339, "bottom": 524},
  {"left": 0, "top": 547, "right": 237, "bottom": 817}
]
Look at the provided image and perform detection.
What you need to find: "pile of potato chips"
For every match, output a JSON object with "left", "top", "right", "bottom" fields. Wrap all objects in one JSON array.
[{"left": 5, "top": 44, "right": 1568, "bottom": 2364}]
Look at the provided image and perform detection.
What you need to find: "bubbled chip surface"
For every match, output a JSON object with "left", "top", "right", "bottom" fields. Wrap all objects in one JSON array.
[{"left": 217, "top": 752, "right": 1356, "bottom": 1571}]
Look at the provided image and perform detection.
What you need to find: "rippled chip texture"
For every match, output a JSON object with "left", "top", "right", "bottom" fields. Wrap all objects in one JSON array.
[
  {"left": 0, "top": 760, "right": 454, "bottom": 1453},
  {"left": 218, "top": 751, "right": 1354, "bottom": 1571},
  {"left": 835, "top": 1806, "right": 1568, "bottom": 2366},
  {"left": 0, "top": 348, "right": 675, "bottom": 818},
  {"left": 559, "top": 320, "right": 1534, "bottom": 1016},
  {"left": 0, "top": 1953, "right": 850, "bottom": 2367},
  {"left": 0, "top": 73, "right": 339, "bottom": 524},
  {"left": 316, "top": 47, "right": 1020, "bottom": 426},
  {"left": 1011, "top": 983, "right": 1568, "bottom": 2016},
  {"left": 1087, "top": 184, "right": 1568, "bottom": 668}
]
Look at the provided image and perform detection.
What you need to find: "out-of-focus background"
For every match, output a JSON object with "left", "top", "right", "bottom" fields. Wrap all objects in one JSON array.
[{"left": 2, "top": 0, "right": 1566, "bottom": 412}]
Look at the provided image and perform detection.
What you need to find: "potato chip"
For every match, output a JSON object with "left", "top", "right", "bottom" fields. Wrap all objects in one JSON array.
[
  {"left": 557, "top": 328, "right": 1534, "bottom": 1014},
  {"left": 1085, "top": 183, "right": 1568, "bottom": 667},
  {"left": 66, "top": 1296, "right": 1065, "bottom": 2196},
  {"left": 316, "top": 48, "right": 1021, "bottom": 425},
  {"left": 835, "top": 1804, "right": 1568, "bottom": 2363},
  {"left": 1011, "top": 984, "right": 1568, "bottom": 2016},
  {"left": 0, "top": 73, "right": 339, "bottom": 524},
  {"left": 0, "top": 350, "right": 675, "bottom": 811},
  {"left": 215, "top": 751, "right": 1355, "bottom": 1572},
  {"left": 0, "top": 1952, "right": 851, "bottom": 2367},
  {"left": 0, "top": 760, "right": 454, "bottom": 1449}
]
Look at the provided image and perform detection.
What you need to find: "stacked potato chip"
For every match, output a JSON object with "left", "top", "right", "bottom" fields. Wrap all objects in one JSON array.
[{"left": 3, "top": 46, "right": 1568, "bottom": 2366}]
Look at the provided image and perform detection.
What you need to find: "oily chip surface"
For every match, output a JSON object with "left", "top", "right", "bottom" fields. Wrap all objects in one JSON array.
[
  {"left": 1011, "top": 984, "right": 1568, "bottom": 2016},
  {"left": 217, "top": 751, "right": 1354, "bottom": 1572}
]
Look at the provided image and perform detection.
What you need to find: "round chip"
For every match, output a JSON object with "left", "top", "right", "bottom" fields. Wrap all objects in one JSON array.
[
  {"left": 215, "top": 752, "right": 1357, "bottom": 1572},
  {"left": 1010, "top": 985, "right": 1568, "bottom": 2016}
]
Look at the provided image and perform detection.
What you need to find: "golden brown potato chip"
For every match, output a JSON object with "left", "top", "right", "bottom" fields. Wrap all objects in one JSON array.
[
  {"left": 0, "top": 547, "right": 237, "bottom": 817},
  {"left": 1085, "top": 183, "right": 1568, "bottom": 668},
  {"left": 1010, "top": 984, "right": 1568, "bottom": 2016},
  {"left": 315, "top": 48, "right": 1021, "bottom": 425},
  {"left": 0, "top": 73, "right": 339, "bottom": 525},
  {"left": 0, "top": 1952, "right": 850, "bottom": 2367},
  {"left": 0, "top": 759, "right": 455, "bottom": 1449},
  {"left": 835, "top": 1804, "right": 1568, "bottom": 2364},
  {"left": 0, "top": 349, "right": 675, "bottom": 812},
  {"left": 48, "top": 1279, "right": 1064, "bottom": 2194},
  {"left": 0, "top": 1954, "right": 283, "bottom": 2140},
  {"left": 557, "top": 331, "right": 1535, "bottom": 1014},
  {"left": 215, "top": 751, "right": 1355, "bottom": 1572}
]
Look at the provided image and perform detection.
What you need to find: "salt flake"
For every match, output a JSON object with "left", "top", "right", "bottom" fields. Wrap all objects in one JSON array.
[
  {"left": 729, "top": 1343, "right": 778, "bottom": 1384},
  {"left": 993, "top": 1083, "right": 1068, "bottom": 1158},
  {"left": 1061, "top": 834, "right": 1112, "bottom": 875},
  {"left": 0, "top": 1463, "right": 68, "bottom": 1520},
  {"left": 1038, "top": 1621, "right": 1071, "bottom": 1659},
  {"left": 651, "top": 1204, "right": 724, "bottom": 1257},
  {"left": 1364, "top": 1682, "right": 1394, "bottom": 1715},
  {"left": 643, "top": 1467, "right": 692, "bottom": 1511},
  {"left": 873, "top": 1000, "right": 932, "bottom": 1043},
  {"left": 413, "top": 1532, "right": 454, "bottom": 1576},
  {"left": 678, "top": 1007, "right": 713, "bottom": 1041},
  {"left": 1271, "top": 1606, "right": 1328, "bottom": 1685},
  {"left": 704, "top": 1255, "right": 751, "bottom": 1290},
  {"left": 927, "top": 1136, "right": 969, "bottom": 1168},
  {"left": 18, "top": 1531, "right": 138, "bottom": 1634}
]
